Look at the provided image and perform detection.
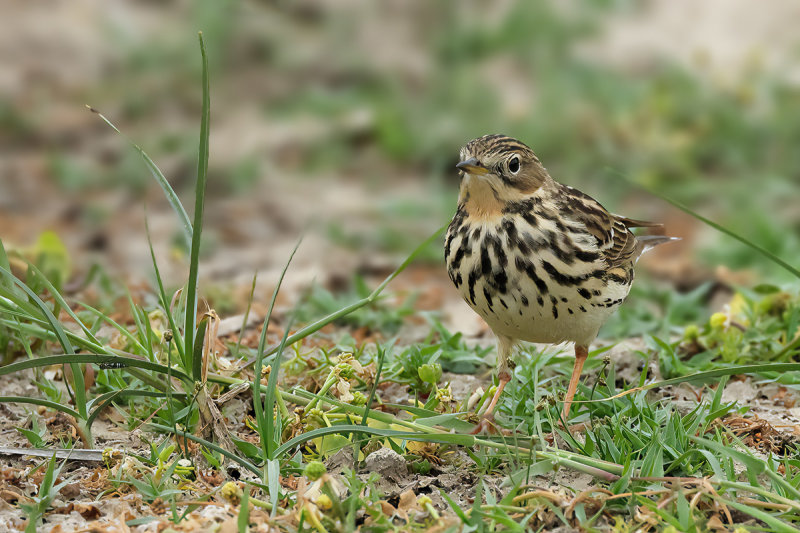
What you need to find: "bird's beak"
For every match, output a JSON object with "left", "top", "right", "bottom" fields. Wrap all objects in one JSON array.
[{"left": 456, "top": 157, "right": 489, "bottom": 175}]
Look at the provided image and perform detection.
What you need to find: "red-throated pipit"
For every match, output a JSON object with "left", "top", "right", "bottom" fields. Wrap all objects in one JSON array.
[{"left": 445, "top": 134, "right": 676, "bottom": 432}]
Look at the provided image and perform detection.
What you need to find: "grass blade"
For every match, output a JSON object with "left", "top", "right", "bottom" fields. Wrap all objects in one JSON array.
[
  {"left": 0, "top": 354, "right": 192, "bottom": 384},
  {"left": 0, "top": 396, "right": 80, "bottom": 419},
  {"left": 148, "top": 422, "right": 261, "bottom": 477},
  {"left": 594, "top": 362, "right": 800, "bottom": 405},
  {"left": 145, "top": 215, "right": 185, "bottom": 360},
  {"left": 0, "top": 265, "right": 86, "bottom": 418},
  {"left": 248, "top": 224, "right": 446, "bottom": 366},
  {"left": 610, "top": 169, "right": 800, "bottom": 280},
  {"left": 272, "top": 425, "right": 478, "bottom": 458},
  {"left": 183, "top": 33, "right": 211, "bottom": 376},
  {"left": 86, "top": 110, "right": 192, "bottom": 245},
  {"left": 86, "top": 390, "right": 189, "bottom": 428},
  {"left": 253, "top": 238, "right": 302, "bottom": 459}
]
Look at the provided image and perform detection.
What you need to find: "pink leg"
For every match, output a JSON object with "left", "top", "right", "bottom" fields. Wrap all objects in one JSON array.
[
  {"left": 471, "top": 335, "right": 514, "bottom": 434},
  {"left": 470, "top": 372, "right": 510, "bottom": 434},
  {"left": 561, "top": 344, "right": 588, "bottom": 421}
]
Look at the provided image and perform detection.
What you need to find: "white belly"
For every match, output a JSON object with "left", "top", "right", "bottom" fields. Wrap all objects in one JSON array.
[{"left": 445, "top": 218, "right": 632, "bottom": 347}]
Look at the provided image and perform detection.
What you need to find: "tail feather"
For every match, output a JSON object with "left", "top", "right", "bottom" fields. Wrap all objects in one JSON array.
[
  {"left": 637, "top": 235, "right": 680, "bottom": 255},
  {"left": 618, "top": 216, "right": 664, "bottom": 229}
]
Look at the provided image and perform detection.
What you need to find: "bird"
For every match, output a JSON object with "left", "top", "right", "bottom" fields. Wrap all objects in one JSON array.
[{"left": 444, "top": 134, "right": 676, "bottom": 432}]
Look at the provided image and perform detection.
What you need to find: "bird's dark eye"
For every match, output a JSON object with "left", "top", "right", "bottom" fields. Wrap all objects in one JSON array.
[{"left": 508, "top": 155, "right": 520, "bottom": 174}]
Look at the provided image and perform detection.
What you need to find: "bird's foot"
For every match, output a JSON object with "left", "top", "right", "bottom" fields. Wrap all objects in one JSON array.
[
  {"left": 470, "top": 414, "right": 496, "bottom": 435},
  {"left": 469, "top": 414, "right": 514, "bottom": 435}
]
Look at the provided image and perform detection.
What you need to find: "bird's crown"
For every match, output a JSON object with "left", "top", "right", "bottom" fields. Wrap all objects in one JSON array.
[{"left": 457, "top": 134, "right": 549, "bottom": 193}]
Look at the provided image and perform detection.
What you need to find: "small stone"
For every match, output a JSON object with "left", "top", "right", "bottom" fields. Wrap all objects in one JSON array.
[{"left": 364, "top": 448, "right": 408, "bottom": 484}]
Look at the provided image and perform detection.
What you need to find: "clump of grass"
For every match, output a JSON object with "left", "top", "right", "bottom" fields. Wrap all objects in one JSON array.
[{"left": 20, "top": 454, "right": 68, "bottom": 533}]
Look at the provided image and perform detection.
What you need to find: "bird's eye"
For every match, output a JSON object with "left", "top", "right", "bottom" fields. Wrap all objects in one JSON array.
[{"left": 508, "top": 155, "right": 520, "bottom": 174}]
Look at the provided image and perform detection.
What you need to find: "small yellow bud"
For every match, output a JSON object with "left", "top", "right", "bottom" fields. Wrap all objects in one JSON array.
[
  {"left": 417, "top": 495, "right": 432, "bottom": 507},
  {"left": 221, "top": 481, "right": 242, "bottom": 505},
  {"left": 435, "top": 384, "right": 453, "bottom": 403},
  {"left": 316, "top": 493, "right": 333, "bottom": 511},
  {"left": 709, "top": 312, "right": 727, "bottom": 329},
  {"left": 683, "top": 324, "right": 700, "bottom": 341}
]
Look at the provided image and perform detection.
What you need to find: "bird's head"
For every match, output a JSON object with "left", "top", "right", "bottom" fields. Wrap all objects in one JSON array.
[{"left": 457, "top": 134, "right": 550, "bottom": 197}]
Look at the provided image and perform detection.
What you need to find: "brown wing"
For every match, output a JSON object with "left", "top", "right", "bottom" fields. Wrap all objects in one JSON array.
[{"left": 558, "top": 185, "right": 658, "bottom": 269}]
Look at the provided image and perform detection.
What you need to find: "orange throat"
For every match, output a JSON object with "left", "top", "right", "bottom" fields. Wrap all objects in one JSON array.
[{"left": 459, "top": 177, "right": 504, "bottom": 221}]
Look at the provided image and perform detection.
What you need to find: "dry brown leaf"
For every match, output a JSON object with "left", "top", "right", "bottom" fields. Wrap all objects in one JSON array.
[
  {"left": 396, "top": 489, "right": 419, "bottom": 522},
  {"left": 707, "top": 513, "right": 727, "bottom": 531},
  {"left": 52, "top": 501, "right": 102, "bottom": 519},
  {"left": 378, "top": 499, "right": 396, "bottom": 517}
]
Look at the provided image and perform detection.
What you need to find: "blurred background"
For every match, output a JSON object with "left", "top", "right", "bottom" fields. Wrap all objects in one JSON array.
[{"left": 1, "top": 0, "right": 799, "bottom": 338}]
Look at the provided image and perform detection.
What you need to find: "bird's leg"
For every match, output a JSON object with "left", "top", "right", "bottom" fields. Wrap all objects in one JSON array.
[
  {"left": 471, "top": 335, "right": 513, "bottom": 434},
  {"left": 561, "top": 344, "right": 588, "bottom": 421}
]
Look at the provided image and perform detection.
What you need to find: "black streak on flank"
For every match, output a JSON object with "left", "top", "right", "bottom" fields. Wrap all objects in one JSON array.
[
  {"left": 542, "top": 260, "right": 604, "bottom": 286},
  {"left": 450, "top": 242, "right": 468, "bottom": 270},
  {"left": 574, "top": 249, "right": 600, "bottom": 263},
  {"left": 515, "top": 257, "right": 548, "bottom": 295},
  {"left": 483, "top": 287, "right": 494, "bottom": 311},
  {"left": 578, "top": 288, "right": 591, "bottom": 299},
  {"left": 480, "top": 244, "right": 492, "bottom": 277},
  {"left": 492, "top": 270, "right": 508, "bottom": 294},
  {"left": 467, "top": 270, "right": 478, "bottom": 305},
  {"left": 521, "top": 295, "right": 529, "bottom": 306},
  {"left": 552, "top": 305, "right": 558, "bottom": 319}
]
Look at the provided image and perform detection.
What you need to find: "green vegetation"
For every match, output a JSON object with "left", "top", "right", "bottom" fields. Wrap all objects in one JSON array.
[{"left": 2, "top": 3, "right": 800, "bottom": 530}]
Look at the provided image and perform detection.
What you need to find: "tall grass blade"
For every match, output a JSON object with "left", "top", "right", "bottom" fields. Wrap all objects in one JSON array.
[
  {"left": 610, "top": 169, "right": 800, "bottom": 280},
  {"left": 658, "top": 194, "right": 800, "bottom": 280},
  {"left": 253, "top": 238, "right": 302, "bottom": 459},
  {"left": 145, "top": 216, "right": 185, "bottom": 360},
  {"left": 86, "top": 110, "right": 192, "bottom": 245},
  {"left": 184, "top": 33, "right": 212, "bottom": 374}
]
